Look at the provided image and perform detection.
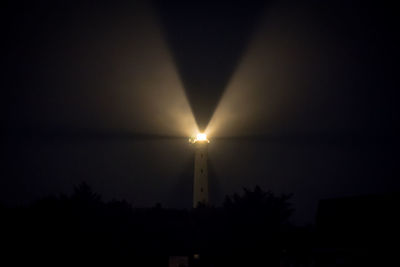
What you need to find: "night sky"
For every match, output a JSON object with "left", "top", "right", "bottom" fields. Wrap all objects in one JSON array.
[{"left": 2, "top": 0, "right": 398, "bottom": 224}]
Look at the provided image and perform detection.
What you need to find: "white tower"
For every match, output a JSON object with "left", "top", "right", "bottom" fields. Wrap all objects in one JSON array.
[{"left": 190, "top": 133, "right": 209, "bottom": 208}]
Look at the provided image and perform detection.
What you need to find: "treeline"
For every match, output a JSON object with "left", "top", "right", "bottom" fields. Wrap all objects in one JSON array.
[{"left": 2, "top": 183, "right": 304, "bottom": 266}]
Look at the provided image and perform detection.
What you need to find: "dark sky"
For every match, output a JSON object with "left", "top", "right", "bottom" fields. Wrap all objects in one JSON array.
[{"left": 1, "top": 0, "right": 398, "bottom": 224}]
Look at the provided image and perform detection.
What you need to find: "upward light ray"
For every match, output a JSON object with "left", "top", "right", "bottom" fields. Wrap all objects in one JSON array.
[
  {"left": 155, "top": 1, "right": 266, "bottom": 134},
  {"left": 205, "top": 3, "right": 340, "bottom": 138},
  {"left": 36, "top": 2, "right": 198, "bottom": 138},
  {"left": 108, "top": 4, "right": 198, "bottom": 138},
  {"left": 204, "top": 15, "right": 278, "bottom": 138}
]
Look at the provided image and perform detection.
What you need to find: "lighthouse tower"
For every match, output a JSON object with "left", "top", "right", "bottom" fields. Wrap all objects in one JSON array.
[{"left": 190, "top": 133, "right": 209, "bottom": 208}]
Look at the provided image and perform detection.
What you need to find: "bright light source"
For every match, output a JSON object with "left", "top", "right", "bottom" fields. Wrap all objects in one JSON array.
[
  {"left": 196, "top": 133, "right": 207, "bottom": 141},
  {"left": 189, "top": 133, "right": 209, "bottom": 143}
]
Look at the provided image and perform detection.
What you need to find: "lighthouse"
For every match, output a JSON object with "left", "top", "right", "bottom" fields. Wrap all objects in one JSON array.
[{"left": 190, "top": 133, "right": 209, "bottom": 208}]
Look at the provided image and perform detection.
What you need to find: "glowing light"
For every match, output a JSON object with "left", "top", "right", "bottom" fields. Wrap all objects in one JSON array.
[
  {"left": 197, "top": 133, "right": 207, "bottom": 141},
  {"left": 189, "top": 133, "right": 209, "bottom": 143}
]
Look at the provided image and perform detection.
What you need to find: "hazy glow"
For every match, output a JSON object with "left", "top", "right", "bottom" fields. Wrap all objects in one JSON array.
[
  {"left": 109, "top": 6, "right": 198, "bottom": 137},
  {"left": 205, "top": 3, "right": 333, "bottom": 137},
  {"left": 189, "top": 133, "right": 209, "bottom": 143},
  {"left": 36, "top": 2, "right": 198, "bottom": 138}
]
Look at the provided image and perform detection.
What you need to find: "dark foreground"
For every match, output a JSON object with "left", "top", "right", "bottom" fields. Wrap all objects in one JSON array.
[{"left": 2, "top": 184, "right": 398, "bottom": 266}]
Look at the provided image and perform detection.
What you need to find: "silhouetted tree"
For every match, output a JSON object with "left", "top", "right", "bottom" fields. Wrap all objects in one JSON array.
[
  {"left": 3, "top": 182, "right": 301, "bottom": 266},
  {"left": 223, "top": 185, "right": 293, "bottom": 226},
  {"left": 217, "top": 186, "right": 294, "bottom": 266},
  {"left": 71, "top": 181, "right": 102, "bottom": 204}
]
